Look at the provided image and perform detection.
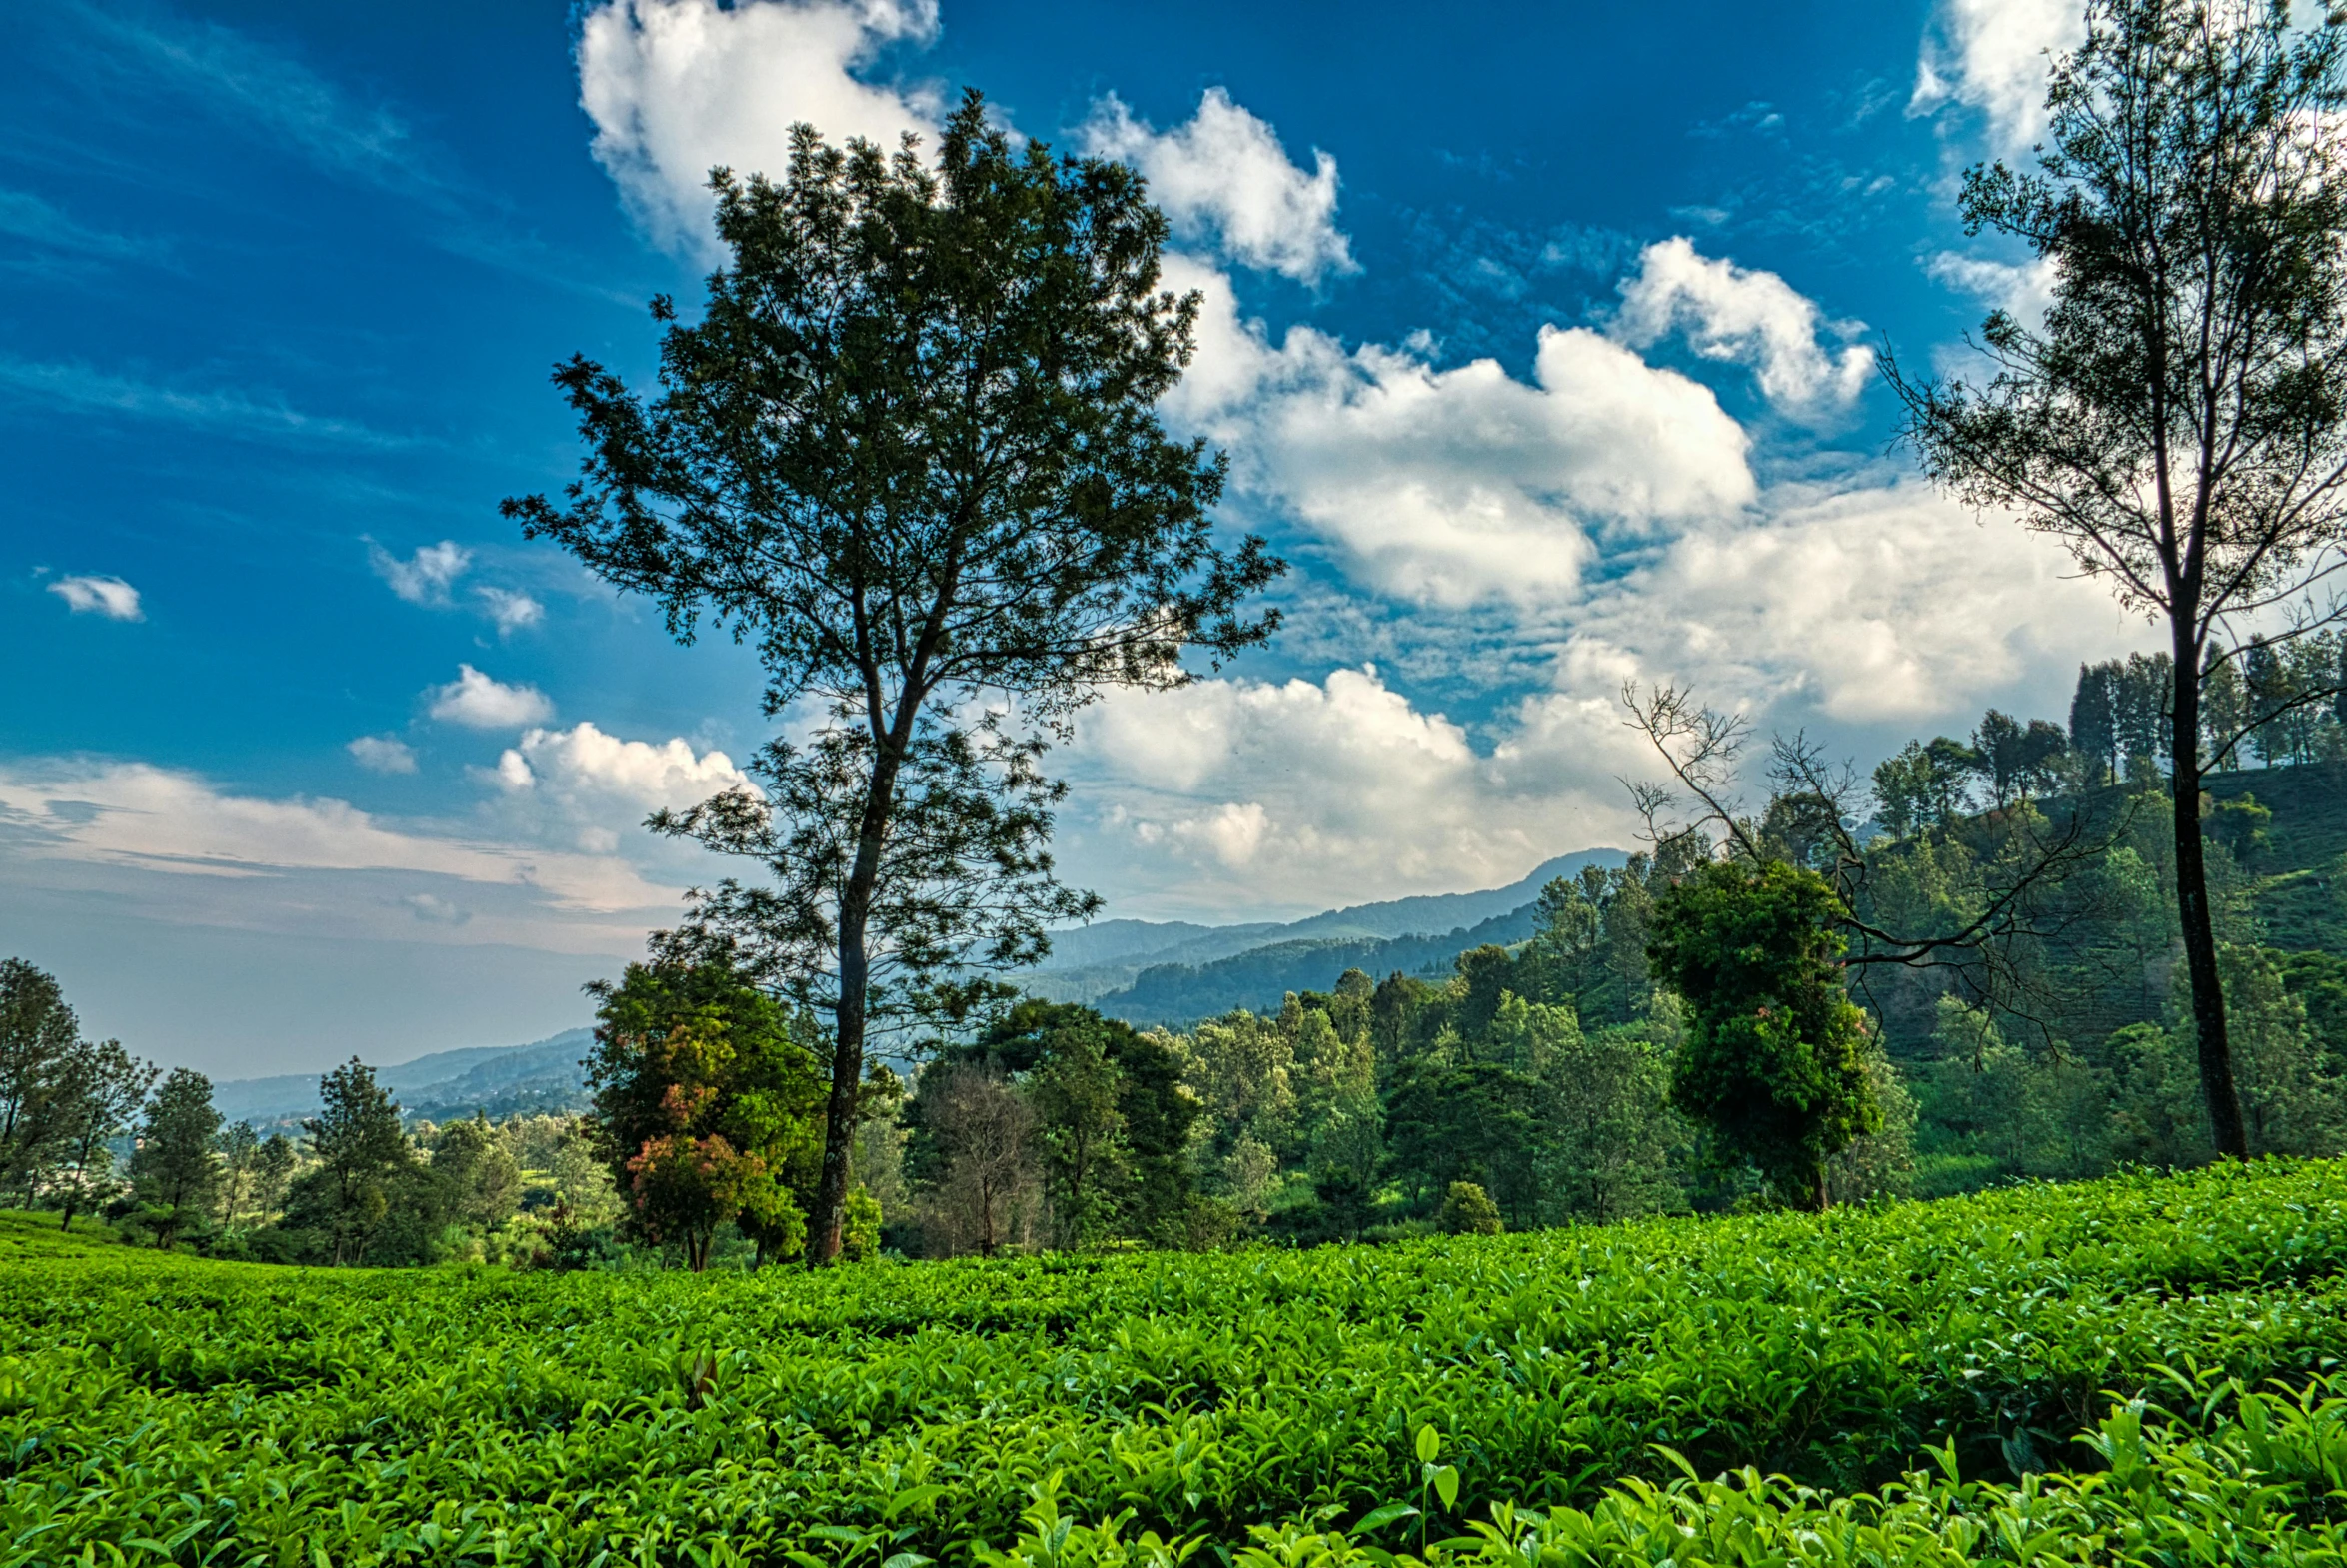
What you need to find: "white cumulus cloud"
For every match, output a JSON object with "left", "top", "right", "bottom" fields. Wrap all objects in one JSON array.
[
  {"left": 47, "top": 574, "right": 143, "bottom": 621},
  {"left": 1911, "top": 0, "right": 2081, "bottom": 153},
  {"left": 576, "top": 0, "right": 939, "bottom": 255},
  {"left": 369, "top": 539, "right": 472, "bottom": 606},
  {"left": 1176, "top": 299, "right": 1754, "bottom": 606},
  {"left": 1611, "top": 237, "right": 1873, "bottom": 416},
  {"left": 1564, "top": 477, "right": 2138, "bottom": 724},
  {"left": 494, "top": 722, "right": 754, "bottom": 811},
  {"left": 427, "top": 666, "right": 554, "bottom": 730},
  {"left": 1084, "top": 89, "right": 1354, "bottom": 285},
  {"left": 346, "top": 735, "right": 418, "bottom": 774},
  {"left": 1067, "top": 665, "right": 1645, "bottom": 915}
]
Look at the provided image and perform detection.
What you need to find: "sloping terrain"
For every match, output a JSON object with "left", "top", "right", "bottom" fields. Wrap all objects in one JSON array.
[
  {"left": 2205, "top": 759, "right": 2347, "bottom": 951},
  {"left": 1093, "top": 901, "right": 1553, "bottom": 1024}
]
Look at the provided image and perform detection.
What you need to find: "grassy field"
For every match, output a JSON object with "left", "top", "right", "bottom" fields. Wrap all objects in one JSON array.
[{"left": 10, "top": 1163, "right": 2347, "bottom": 1565}]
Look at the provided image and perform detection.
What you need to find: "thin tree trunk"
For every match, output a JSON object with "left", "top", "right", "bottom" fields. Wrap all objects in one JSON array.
[
  {"left": 2170, "top": 636, "right": 2249, "bottom": 1158},
  {"left": 810, "top": 743, "right": 907, "bottom": 1266}
]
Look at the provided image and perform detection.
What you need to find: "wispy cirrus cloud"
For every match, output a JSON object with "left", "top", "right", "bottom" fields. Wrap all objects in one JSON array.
[
  {"left": 0, "top": 357, "right": 414, "bottom": 448},
  {"left": 43, "top": 2, "right": 640, "bottom": 303},
  {"left": 0, "top": 186, "right": 164, "bottom": 268},
  {"left": 60, "top": 1, "right": 456, "bottom": 208}
]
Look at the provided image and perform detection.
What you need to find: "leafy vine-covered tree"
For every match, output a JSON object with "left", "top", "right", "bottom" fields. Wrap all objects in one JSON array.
[
  {"left": 1890, "top": 0, "right": 2347, "bottom": 1156},
  {"left": 507, "top": 94, "right": 1283, "bottom": 1262},
  {"left": 1645, "top": 861, "right": 1878, "bottom": 1210}
]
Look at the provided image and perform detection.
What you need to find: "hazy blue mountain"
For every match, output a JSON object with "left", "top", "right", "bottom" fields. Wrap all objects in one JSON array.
[
  {"left": 1031, "top": 917, "right": 1281, "bottom": 969},
  {"left": 1024, "top": 847, "right": 1627, "bottom": 1004},
  {"left": 213, "top": 1028, "right": 595, "bottom": 1128},
  {"left": 1091, "top": 900, "right": 1559, "bottom": 1027}
]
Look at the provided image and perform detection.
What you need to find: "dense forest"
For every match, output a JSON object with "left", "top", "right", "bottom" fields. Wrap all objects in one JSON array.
[{"left": 10, "top": 645, "right": 2347, "bottom": 1267}]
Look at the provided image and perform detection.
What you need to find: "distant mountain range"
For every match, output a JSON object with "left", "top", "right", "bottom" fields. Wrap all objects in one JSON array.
[
  {"left": 1022, "top": 848, "right": 1627, "bottom": 1016},
  {"left": 212, "top": 1028, "right": 597, "bottom": 1129},
  {"left": 209, "top": 849, "right": 1625, "bottom": 1122}
]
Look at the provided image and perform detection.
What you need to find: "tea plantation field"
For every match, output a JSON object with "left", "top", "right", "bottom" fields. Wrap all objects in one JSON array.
[{"left": 12, "top": 1163, "right": 2347, "bottom": 1566}]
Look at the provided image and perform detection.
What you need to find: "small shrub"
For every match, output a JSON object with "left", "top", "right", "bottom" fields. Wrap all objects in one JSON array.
[{"left": 1438, "top": 1180, "right": 1502, "bottom": 1235}]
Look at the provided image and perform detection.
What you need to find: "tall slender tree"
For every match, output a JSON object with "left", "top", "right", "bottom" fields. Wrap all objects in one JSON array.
[
  {"left": 2070, "top": 662, "right": 2120, "bottom": 784},
  {"left": 1891, "top": 0, "right": 2347, "bottom": 1156},
  {"left": 507, "top": 95, "right": 1283, "bottom": 1261},
  {"left": 302, "top": 1059, "right": 408, "bottom": 1266}
]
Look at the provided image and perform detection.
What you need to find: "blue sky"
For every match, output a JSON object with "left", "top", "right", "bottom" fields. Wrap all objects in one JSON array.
[{"left": 1, "top": 0, "right": 2146, "bottom": 1075}]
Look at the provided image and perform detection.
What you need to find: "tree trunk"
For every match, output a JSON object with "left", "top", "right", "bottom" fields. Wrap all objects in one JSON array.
[
  {"left": 2170, "top": 637, "right": 2249, "bottom": 1158},
  {"left": 811, "top": 896, "right": 872, "bottom": 1265},
  {"left": 809, "top": 742, "right": 907, "bottom": 1266}
]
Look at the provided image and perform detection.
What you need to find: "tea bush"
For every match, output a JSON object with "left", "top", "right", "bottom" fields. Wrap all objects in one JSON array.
[{"left": 7, "top": 1161, "right": 2347, "bottom": 1565}]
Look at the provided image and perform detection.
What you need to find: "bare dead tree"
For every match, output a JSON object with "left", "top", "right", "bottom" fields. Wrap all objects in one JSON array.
[{"left": 1622, "top": 683, "right": 2130, "bottom": 1040}]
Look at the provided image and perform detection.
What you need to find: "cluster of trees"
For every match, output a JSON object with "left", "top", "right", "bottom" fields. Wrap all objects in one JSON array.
[
  {"left": 0, "top": 960, "right": 626, "bottom": 1266},
  {"left": 1830, "top": 675, "right": 2347, "bottom": 1192},
  {"left": 849, "top": 849, "right": 1899, "bottom": 1251}
]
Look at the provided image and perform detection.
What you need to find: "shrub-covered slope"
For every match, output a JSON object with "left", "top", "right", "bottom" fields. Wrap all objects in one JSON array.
[{"left": 8, "top": 1161, "right": 2347, "bottom": 1564}]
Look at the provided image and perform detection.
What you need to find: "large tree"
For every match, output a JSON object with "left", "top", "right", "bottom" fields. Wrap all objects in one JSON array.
[
  {"left": 300, "top": 1059, "right": 410, "bottom": 1266},
  {"left": 507, "top": 95, "right": 1283, "bottom": 1262},
  {"left": 1891, "top": 0, "right": 2347, "bottom": 1157}
]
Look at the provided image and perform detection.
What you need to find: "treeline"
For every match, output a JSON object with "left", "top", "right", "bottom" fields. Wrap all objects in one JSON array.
[
  {"left": 869, "top": 652, "right": 2347, "bottom": 1252},
  {"left": 1878, "top": 637, "right": 2347, "bottom": 834},
  {"left": 20, "top": 648, "right": 2347, "bottom": 1265}
]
